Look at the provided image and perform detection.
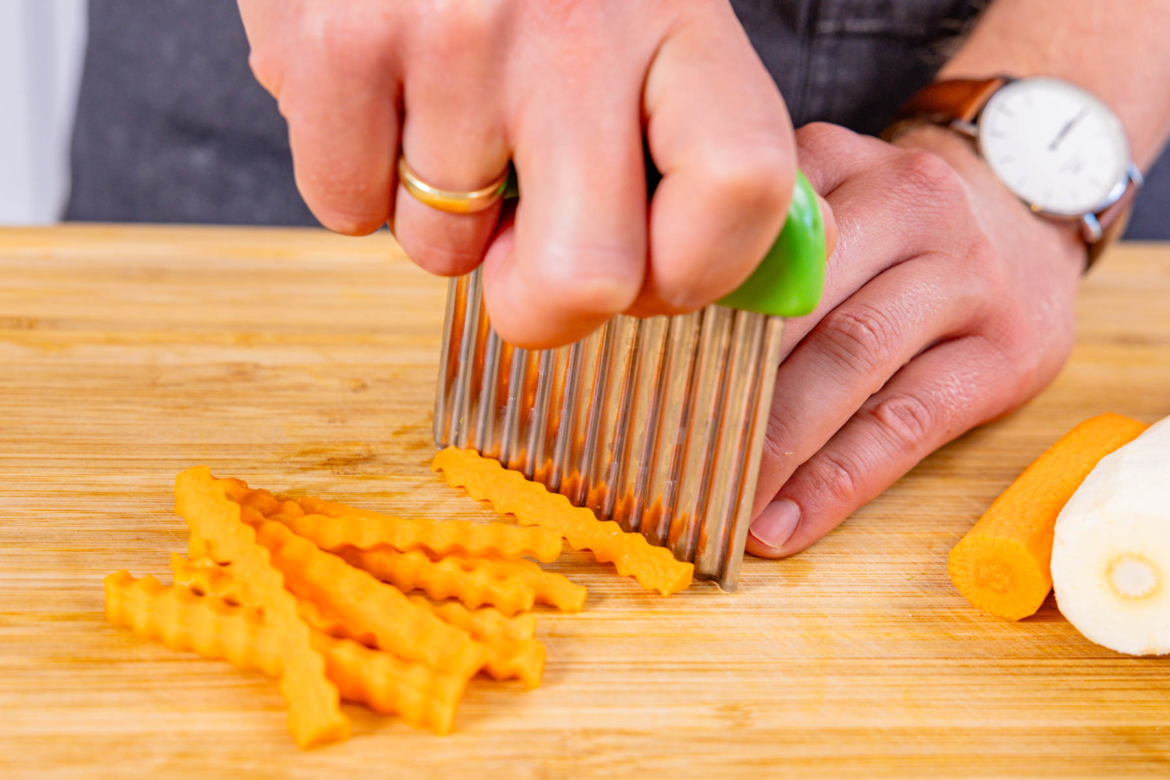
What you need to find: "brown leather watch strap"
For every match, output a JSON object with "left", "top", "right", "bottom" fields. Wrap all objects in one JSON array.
[{"left": 893, "top": 77, "right": 1008, "bottom": 125}]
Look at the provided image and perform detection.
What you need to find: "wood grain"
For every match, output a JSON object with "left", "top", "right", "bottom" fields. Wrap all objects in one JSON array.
[{"left": 1, "top": 224, "right": 1168, "bottom": 779}]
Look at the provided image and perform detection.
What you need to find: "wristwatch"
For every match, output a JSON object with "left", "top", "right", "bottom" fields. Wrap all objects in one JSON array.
[{"left": 888, "top": 77, "right": 1144, "bottom": 267}]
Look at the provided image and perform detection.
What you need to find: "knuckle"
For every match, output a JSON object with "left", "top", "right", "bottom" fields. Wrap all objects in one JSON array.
[
  {"left": 795, "top": 122, "right": 857, "bottom": 156},
  {"left": 527, "top": 0, "right": 594, "bottom": 30},
  {"left": 985, "top": 313, "right": 1045, "bottom": 396},
  {"left": 963, "top": 234, "right": 1011, "bottom": 294},
  {"left": 763, "top": 409, "right": 794, "bottom": 465},
  {"left": 812, "top": 450, "right": 862, "bottom": 506},
  {"left": 702, "top": 143, "right": 793, "bottom": 218},
  {"left": 865, "top": 391, "right": 935, "bottom": 449},
  {"left": 894, "top": 148, "right": 966, "bottom": 203},
  {"left": 965, "top": 233, "right": 999, "bottom": 273},
  {"left": 420, "top": 0, "right": 503, "bottom": 60},
  {"left": 301, "top": 8, "right": 394, "bottom": 77},
  {"left": 818, "top": 303, "right": 901, "bottom": 376}
]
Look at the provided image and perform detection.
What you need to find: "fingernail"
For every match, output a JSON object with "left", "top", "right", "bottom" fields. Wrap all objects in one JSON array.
[{"left": 748, "top": 498, "right": 801, "bottom": 553}]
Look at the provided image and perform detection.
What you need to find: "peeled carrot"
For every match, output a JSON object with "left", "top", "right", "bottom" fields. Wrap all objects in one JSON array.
[{"left": 948, "top": 413, "right": 1149, "bottom": 620}]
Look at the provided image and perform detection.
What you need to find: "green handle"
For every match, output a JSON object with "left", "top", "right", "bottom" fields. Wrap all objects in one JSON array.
[
  {"left": 716, "top": 171, "right": 825, "bottom": 317},
  {"left": 502, "top": 168, "right": 825, "bottom": 318}
]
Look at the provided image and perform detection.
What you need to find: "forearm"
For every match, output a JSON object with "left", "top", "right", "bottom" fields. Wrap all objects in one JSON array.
[{"left": 939, "top": 0, "right": 1170, "bottom": 169}]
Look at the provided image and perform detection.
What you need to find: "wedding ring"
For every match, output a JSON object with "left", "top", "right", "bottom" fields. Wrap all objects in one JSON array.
[{"left": 397, "top": 156, "right": 510, "bottom": 215}]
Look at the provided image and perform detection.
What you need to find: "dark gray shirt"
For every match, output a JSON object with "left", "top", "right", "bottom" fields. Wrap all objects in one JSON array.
[{"left": 65, "top": 0, "right": 1168, "bottom": 238}]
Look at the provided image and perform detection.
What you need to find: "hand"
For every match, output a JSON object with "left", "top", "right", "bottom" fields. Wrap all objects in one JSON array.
[
  {"left": 746, "top": 122, "right": 1086, "bottom": 558},
  {"left": 237, "top": 0, "right": 798, "bottom": 348}
]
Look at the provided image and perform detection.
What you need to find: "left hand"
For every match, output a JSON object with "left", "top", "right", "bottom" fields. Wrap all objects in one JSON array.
[{"left": 746, "top": 121, "right": 1086, "bottom": 558}]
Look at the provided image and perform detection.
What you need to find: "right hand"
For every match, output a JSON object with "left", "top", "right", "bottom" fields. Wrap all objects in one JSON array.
[{"left": 238, "top": 0, "right": 800, "bottom": 348}]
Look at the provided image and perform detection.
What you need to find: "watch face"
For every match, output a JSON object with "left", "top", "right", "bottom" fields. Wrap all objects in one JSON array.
[{"left": 978, "top": 78, "right": 1130, "bottom": 217}]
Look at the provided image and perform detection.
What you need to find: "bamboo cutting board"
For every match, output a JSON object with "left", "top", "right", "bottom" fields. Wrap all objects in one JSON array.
[{"left": 1, "top": 225, "right": 1169, "bottom": 779}]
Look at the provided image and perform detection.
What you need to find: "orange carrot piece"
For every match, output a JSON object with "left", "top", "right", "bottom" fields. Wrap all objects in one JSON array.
[
  {"left": 340, "top": 546, "right": 586, "bottom": 613},
  {"left": 458, "top": 555, "right": 588, "bottom": 613},
  {"left": 432, "top": 447, "right": 693, "bottom": 596},
  {"left": 106, "top": 572, "right": 466, "bottom": 734},
  {"left": 339, "top": 547, "right": 536, "bottom": 614},
  {"left": 172, "top": 554, "right": 543, "bottom": 689},
  {"left": 173, "top": 467, "right": 348, "bottom": 748},
  {"left": 171, "top": 552, "right": 343, "bottom": 635},
  {"left": 267, "top": 498, "right": 563, "bottom": 562},
  {"left": 415, "top": 596, "right": 545, "bottom": 688},
  {"left": 253, "top": 518, "right": 488, "bottom": 679},
  {"left": 418, "top": 596, "right": 537, "bottom": 642},
  {"left": 179, "top": 468, "right": 487, "bottom": 679},
  {"left": 948, "top": 413, "right": 1149, "bottom": 620}
]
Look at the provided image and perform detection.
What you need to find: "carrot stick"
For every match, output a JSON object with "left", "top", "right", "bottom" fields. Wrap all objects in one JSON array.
[{"left": 948, "top": 413, "right": 1149, "bottom": 620}]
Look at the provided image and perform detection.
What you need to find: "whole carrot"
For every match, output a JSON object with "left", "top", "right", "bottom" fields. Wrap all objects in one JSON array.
[{"left": 948, "top": 413, "right": 1149, "bottom": 620}]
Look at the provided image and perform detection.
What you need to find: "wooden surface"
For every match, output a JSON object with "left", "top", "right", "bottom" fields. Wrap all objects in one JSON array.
[{"left": 2, "top": 225, "right": 1169, "bottom": 779}]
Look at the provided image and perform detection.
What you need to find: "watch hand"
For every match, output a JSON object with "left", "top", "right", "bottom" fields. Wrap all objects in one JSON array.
[{"left": 1048, "top": 107, "right": 1089, "bottom": 152}]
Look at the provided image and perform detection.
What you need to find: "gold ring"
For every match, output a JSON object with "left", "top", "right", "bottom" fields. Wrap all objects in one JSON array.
[{"left": 397, "top": 156, "right": 509, "bottom": 215}]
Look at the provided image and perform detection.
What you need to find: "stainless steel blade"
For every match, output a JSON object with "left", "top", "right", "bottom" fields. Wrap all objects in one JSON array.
[{"left": 434, "top": 270, "right": 784, "bottom": 591}]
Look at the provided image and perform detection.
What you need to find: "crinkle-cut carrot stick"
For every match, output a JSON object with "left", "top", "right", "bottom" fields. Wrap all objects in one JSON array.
[
  {"left": 188, "top": 533, "right": 217, "bottom": 562},
  {"left": 416, "top": 596, "right": 537, "bottom": 642},
  {"left": 948, "top": 413, "right": 1150, "bottom": 620},
  {"left": 172, "top": 553, "right": 238, "bottom": 598},
  {"left": 172, "top": 554, "right": 543, "bottom": 688},
  {"left": 251, "top": 516, "right": 488, "bottom": 679},
  {"left": 173, "top": 467, "right": 347, "bottom": 748},
  {"left": 478, "top": 636, "right": 545, "bottom": 689},
  {"left": 339, "top": 544, "right": 584, "bottom": 613},
  {"left": 432, "top": 448, "right": 694, "bottom": 596},
  {"left": 336, "top": 551, "right": 549, "bottom": 687},
  {"left": 174, "top": 552, "right": 539, "bottom": 643},
  {"left": 251, "top": 492, "right": 563, "bottom": 562},
  {"left": 178, "top": 468, "right": 487, "bottom": 679},
  {"left": 105, "top": 572, "right": 466, "bottom": 734},
  {"left": 173, "top": 553, "right": 373, "bottom": 647},
  {"left": 106, "top": 570, "right": 282, "bottom": 675},
  {"left": 170, "top": 552, "right": 339, "bottom": 633},
  {"left": 465, "top": 555, "right": 588, "bottom": 613},
  {"left": 338, "top": 547, "right": 536, "bottom": 615},
  {"left": 320, "top": 626, "right": 466, "bottom": 732},
  {"left": 404, "top": 593, "right": 545, "bottom": 689}
]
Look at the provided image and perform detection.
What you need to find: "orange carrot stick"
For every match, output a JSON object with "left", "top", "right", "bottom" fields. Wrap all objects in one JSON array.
[
  {"left": 948, "top": 413, "right": 1149, "bottom": 620},
  {"left": 433, "top": 447, "right": 693, "bottom": 595},
  {"left": 174, "top": 466, "right": 348, "bottom": 748},
  {"left": 172, "top": 554, "right": 544, "bottom": 688},
  {"left": 106, "top": 572, "right": 466, "bottom": 735}
]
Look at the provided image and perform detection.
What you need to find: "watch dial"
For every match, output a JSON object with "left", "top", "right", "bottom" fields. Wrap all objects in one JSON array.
[{"left": 978, "top": 78, "right": 1129, "bottom": 216}]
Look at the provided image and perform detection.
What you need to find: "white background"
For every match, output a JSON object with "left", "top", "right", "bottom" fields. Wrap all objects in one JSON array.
[{"left": 0, "top": 0, "right": 88, "bottom": 225}]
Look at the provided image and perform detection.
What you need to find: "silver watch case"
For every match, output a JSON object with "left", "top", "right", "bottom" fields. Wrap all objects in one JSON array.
[{"left": 950, "top": 77, "right": 1143, "bottom": 243}]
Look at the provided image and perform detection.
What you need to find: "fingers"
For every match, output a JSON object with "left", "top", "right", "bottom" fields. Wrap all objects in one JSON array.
[
  {"left": 777, "top": 124, "right": 982, "bottom": 357},
  {"left": 480, "top": 48, "right": 649, "bottom": 348},
  {"left": 629, "top": 12, "right": 795, "bottom": 316},
  {"left": 746, "top": 336, "right": 1016, "bottom": 558},
  {"left": 751, "top": 256, "right": 990, "bottom": 519},
  {"left": 790, "top": 123, "right": 891, "bottom": 195},
  {"left": 273, "top": 13, "right": 400, "bottom": 235},
  {"left": 391, "top": 8, "right": 511, "bottom": 276}
]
